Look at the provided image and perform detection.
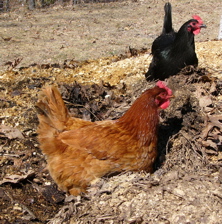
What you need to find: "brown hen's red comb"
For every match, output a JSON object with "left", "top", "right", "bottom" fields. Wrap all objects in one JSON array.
[{"left": 156, "top": 81, "right": 172, "bottom": 96}]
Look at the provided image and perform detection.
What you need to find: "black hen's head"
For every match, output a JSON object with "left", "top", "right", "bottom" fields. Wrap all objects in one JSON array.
[{"left": 187, "top": 15, "right": 206, "bottom": 35}]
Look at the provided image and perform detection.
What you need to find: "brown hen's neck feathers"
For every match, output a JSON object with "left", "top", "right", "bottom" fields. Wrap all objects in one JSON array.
[{"left": 117, "top": 87, "right": 164, "bottom": 146}]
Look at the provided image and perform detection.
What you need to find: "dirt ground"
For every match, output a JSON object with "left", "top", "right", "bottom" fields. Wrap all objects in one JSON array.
[
  {"left": 0, "top": 0, "right": 222, "bottom": 223},
  {"left": 0, "top": 0, "right": 221, "bottom": 68}
]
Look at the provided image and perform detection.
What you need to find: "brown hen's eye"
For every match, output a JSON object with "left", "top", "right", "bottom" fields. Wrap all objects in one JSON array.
[{"left": 160, "top": 92, "right": 167, "bottom": 97}]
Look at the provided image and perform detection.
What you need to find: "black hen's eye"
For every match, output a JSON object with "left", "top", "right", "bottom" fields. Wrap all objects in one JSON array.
[{"left": 192, "top": 22, "right": 197, "bottom": 26}]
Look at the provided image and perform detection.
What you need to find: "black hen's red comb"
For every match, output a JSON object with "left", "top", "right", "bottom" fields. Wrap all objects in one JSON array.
[{"left": 192, "top": 15, "right": 203, "bottom": 24}]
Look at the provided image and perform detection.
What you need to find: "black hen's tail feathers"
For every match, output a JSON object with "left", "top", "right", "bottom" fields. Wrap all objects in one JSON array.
[
  {"left": 146, "top": 2, "right": 175, "bottom": 81},
  {"left": 162, "top": 2, "right": 174, "bottom": 34}
]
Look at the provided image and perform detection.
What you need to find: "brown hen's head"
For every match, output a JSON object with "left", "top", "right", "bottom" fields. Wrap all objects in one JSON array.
[
  {"left": 187, "top": 15, "right": 206, "bottom": 35},
  {"left": 155, "top": 81, "right": 173, "bottom": 109}
]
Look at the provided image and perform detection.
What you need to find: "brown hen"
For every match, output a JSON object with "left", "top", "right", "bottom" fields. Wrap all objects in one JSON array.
[{"left": 36, "top": 81, "right": 173, "bottom": 195}]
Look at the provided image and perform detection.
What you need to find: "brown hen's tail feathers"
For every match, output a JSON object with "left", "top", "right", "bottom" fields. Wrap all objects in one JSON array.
[{"left": 36, "top": 86, "right": 70, "bottom": 132}]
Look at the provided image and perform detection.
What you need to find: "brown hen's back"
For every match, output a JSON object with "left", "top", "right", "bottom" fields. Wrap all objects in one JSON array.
[{"left": 36, "top": 82, "right": 172, "bottom": 195}]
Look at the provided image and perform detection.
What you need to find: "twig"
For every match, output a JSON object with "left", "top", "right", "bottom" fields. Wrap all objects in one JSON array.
[
  {"left": 64, "top": 100, "right": 101, "bottom": 121},
  {"left": 162, "top": 186, "right": 185, "bottom": 199},
  {"left": 166, "top": 133, "right": 180, "bottom": 154},
  {"left": 179, "top": 131, "right": 206, "bottom": 162}
]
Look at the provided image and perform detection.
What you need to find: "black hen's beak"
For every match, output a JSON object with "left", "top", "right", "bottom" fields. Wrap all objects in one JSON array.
[{"left": 200, "top": 24, "right": 207, "bottom": 28}]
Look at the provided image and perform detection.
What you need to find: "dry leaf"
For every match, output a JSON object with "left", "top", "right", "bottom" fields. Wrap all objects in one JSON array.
[
  {"left": 199, "top": 95, "right": 212, "bottom": 108},
  {"left": 0, "top": 170, "right": 35, "bottom": 185},
  {"left": 0, "top": 125, "right": 24, "bottom": 139},
  {"left": 201, "top": 115, "right": 222, "bottom": 139}
]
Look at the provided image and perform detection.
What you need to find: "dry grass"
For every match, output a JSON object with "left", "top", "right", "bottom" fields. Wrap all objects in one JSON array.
[{"left": 0, "top": 0, "right": 221, "bottom": 69}]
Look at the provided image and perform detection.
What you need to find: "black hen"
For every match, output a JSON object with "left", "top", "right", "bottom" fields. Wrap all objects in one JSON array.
[{"left": 145, "top": 3, "right": 206, "bottom": 81}]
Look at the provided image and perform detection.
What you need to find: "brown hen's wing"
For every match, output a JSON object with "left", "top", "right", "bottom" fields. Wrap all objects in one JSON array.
[
  {"left": 58, "top": 120, "right": 157, "bottom": 171},
  {"left": 58, "top": 121, "right": 127, "bottom": 160}
]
